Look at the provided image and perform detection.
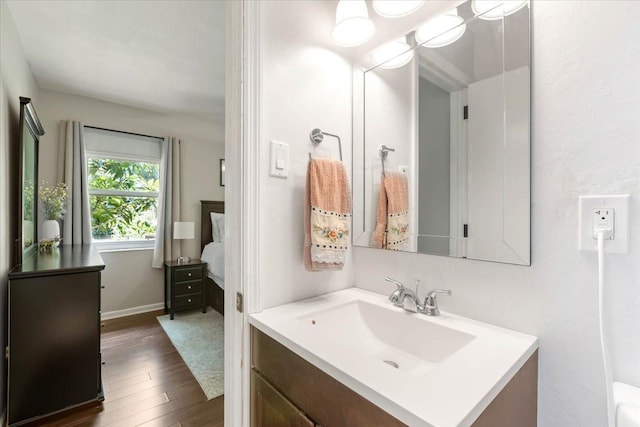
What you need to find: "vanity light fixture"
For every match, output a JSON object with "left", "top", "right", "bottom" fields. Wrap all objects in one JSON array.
[
  {"left": 414, "top": 7, "right": 466, "bottom": 48},
  {"left": 372, "top": 0, "right": 425, "bottom": 18},
  {"left": 372, "top": 36, "right": 414, "bottom": 69},
  {"left": 472, "top": 0, "right": 528, "bottom": 20},
  {"left": 332, "top": 0, "right": 375, "bottom": 47}
]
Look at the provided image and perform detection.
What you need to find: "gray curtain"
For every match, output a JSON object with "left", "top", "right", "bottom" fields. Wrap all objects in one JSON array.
[
  {"left": 152, "top": 137, "right": 181, "bottom": 268},
  {"left": 57, "top": 121, "right": 92, "bottom": 245}
]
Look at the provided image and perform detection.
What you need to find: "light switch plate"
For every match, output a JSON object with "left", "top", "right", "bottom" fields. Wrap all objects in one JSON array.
[
  {"left": 270, "top": 140, "right": 289, "bottom": 178},
  {"left": 578, "top": 194, "right": 630, "bottom": 253}
]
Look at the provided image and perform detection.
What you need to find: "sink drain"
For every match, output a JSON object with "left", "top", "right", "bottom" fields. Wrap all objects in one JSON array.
[{"left": 383, "top": 360, "right": 399, "bottom": 369}]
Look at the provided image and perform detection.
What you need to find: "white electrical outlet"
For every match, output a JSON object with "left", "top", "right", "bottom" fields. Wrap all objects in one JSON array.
[
  {"left": 579, "top": 195, "right": 630, "bottom": 253},
  {"left": 592, "top": 207, "right": 614, "bottom": 239}
]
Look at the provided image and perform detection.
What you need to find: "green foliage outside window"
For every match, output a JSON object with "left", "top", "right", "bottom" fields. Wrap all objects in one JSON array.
[{"left": 88, "top": 158, "right": 160, "bottom": 240}]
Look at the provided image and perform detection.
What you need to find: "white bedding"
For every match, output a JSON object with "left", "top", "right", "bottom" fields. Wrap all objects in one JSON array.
[{"left": 201, "top": 241, "right": 224, "bottom": 290}]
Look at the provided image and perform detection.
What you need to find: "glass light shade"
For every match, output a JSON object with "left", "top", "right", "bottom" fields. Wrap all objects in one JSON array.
[
  {"left": 415, "top": 8, "right": 466, "bottom": 48},
  {"left": 372, "top": 0, "right": 425, "bottom": 18},
  {"left": 173, "top": 221, "right": 195, "bottom": 240},
  {"left": 472, "top": 0, "right": 527, "bottom": 20},
  {"left": 372, "top": 37, "right": 414, "bottom": 69},
  {"left": 332, "top": 0, "right": 375, "bottom": 47}
]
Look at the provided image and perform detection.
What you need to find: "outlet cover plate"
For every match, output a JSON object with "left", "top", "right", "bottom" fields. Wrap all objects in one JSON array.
[{"left": 578, "top": 195, "right": 630, "bottom": 253}]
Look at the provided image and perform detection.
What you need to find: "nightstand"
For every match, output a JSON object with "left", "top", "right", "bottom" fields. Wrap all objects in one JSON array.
[{"left": 164, "top": 260, "right": 207, "bottom": 320}]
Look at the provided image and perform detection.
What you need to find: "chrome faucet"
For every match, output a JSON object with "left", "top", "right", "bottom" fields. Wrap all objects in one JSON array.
[{"left": 385, "top": 277, "right": 451, "bottom": 316}]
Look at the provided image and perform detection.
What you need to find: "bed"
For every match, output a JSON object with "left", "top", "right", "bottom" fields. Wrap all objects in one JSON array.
[{"left": 200, "top": 200, "right": 225, "bottom": 315}]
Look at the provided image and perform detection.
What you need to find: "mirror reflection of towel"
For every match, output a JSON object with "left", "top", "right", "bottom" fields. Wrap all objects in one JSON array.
[
  {"left": 304, "top": 159, "right": 351, "bottom": 271},
  {"left": 371, "top": 172, "right": 409, "bottom": 250}
]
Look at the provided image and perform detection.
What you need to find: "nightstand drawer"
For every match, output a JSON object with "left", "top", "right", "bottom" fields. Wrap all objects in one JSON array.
[
  {"left": 175, "top": 267, "right": 203, "bottom": 282},
  {"left": 175, "top": 294, "right": 201, "bottom": 310},
  {"left": 175, "top": 282, "right": 202, "bottom": 296}
]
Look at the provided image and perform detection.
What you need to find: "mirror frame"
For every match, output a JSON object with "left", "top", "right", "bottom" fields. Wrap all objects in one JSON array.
[{"left": 16, "top": 96, "right": 44, "bottom": 265}]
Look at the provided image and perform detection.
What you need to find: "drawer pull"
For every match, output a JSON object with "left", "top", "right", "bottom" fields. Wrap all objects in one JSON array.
[
  {"left": 188, "top": 273, "right": 192, "bottom": 277},
  {"left": 188, "top": 299, "right": 192, "bottom": 303},
  {"left": 188, "top": 285, "right": 192, "bottom": 290}
]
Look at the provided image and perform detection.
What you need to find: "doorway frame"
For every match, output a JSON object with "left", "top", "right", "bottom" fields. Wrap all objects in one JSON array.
[{"left": 225, "top": 1, "right": 261, "bottom": 426}]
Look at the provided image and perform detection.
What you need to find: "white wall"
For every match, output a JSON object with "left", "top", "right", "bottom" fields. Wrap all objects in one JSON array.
[
  {"left": 258, "top": 0, "right": 354, "bottom": 309},
  {"left": 37, "top": 89, "right": 224, "bottom": 313},
  {"left": 353, "top": 2, "right": 640, "bottom": 426},
  {"left": 0, "top": 0, "right": 40, "bottom": 415}
]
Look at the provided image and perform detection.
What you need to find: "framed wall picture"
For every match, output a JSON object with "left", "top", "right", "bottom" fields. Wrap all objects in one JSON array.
[{"left": 220, "top": 159, "right": 226, "bottom": 187}]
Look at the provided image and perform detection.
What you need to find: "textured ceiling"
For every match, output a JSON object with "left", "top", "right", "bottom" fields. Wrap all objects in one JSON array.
[{"left": 6, "top": 0, "right": 225, "bottom": 120}]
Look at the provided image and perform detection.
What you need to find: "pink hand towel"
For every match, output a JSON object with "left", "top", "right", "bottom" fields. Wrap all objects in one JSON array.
[
  {"left": 371, "top": 171, "right": 409, "bottom": 250},
  {"left": 304, "top": 158, "right": 351, "bottom": 271}
]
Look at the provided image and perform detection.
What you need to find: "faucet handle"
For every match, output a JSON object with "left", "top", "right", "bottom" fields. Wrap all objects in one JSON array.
[
  {"left": 385, "top": 278, "right": 404, "bottom": 306},
  {"left": 426, "top": 289, "right": 452, "bottom": 298},
  {"left": 385, "top": 277, "right": 404, "bottom": 290},
  {"left": 423, "top": 289, "right": 452, "bottom": 316}
]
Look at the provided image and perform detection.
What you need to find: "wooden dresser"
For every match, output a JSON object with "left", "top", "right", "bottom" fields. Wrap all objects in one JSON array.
[{"left": 7, "top": 245, "right": 105, "bottom": 426}]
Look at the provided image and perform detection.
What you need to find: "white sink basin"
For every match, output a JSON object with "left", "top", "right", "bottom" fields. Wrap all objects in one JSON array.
[
  {"left": 250, "top": 288, "right": 537, "bottom": 427},
  {"left": 298, "top": 300, "right": 475, "bottom": 376}
]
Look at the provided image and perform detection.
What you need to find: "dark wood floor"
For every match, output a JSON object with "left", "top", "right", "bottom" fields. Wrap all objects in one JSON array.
[{"left": 31, "top": 310, "right": 224, "bottom": 427}]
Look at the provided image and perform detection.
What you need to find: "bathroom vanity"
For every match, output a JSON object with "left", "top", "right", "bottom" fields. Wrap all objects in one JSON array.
[{"left": 250, "top": 288, "right": 538, "bottom": 427}]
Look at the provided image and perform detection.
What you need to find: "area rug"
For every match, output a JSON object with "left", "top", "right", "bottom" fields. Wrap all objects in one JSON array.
[{"left": 157, "top": 310, "right": 224, "bottom": 400}]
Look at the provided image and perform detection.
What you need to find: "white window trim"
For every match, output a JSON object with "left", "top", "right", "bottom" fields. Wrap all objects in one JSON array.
[
  {"left": 87, "top": 152, "right": 160, "bottom": 251},
  {"left": 89, "top": 189, "right": 159, "bottom": 198},
  {"left": 93, "top": 239, "right": 155, "bottom": 252}
]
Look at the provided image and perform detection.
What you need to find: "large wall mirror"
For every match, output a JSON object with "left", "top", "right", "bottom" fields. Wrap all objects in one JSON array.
[
  {"left": 16, "top": 97, "right": 44, "bottom": 265},
  {"left": 353, "top": 0, "right": 530, "bottom": 265}
]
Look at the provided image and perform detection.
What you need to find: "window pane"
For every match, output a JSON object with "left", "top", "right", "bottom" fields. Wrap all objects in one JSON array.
[
  {"left": 88, "top": 158, "right": 159, "bottom": 192},
  {"left": 90, "top": 195, "right": 157, "bottom": 241}
]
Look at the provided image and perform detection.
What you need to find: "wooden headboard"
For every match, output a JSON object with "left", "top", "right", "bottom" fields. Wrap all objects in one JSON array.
[{"left": 201, "top": 200, "right": 225, "bottom": 252}]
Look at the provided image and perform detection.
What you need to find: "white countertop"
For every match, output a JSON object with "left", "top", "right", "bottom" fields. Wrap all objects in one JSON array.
[{"left": 249, "top": 287, "right": 538, "bottom": 427}]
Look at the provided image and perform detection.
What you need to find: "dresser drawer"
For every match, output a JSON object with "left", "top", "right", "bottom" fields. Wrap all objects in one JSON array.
[
  {"left": 175, "top": 282, "right": 202, "bottom": 296},
  {"left": 175, "top": 294, "right": 202, "bottom": 310},
  {"left": 175, "top": 266, "right": 202, "bottom": 282}
]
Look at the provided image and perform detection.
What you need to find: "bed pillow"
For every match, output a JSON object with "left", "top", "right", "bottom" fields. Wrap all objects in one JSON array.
[
  {"left": 216, "top": 215, "right": 225, "bottom": 242},
  {"left": 210, "top": 212, "right": 223, "bottom": 242}
]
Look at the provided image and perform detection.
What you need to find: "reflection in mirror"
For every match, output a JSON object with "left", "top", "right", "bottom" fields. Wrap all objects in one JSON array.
[
  {"left": 17, "top": 97, "right": 44, "bottom": 265},
  {"left": 353, "top": 0, "right": 530, "bottom": 265}
]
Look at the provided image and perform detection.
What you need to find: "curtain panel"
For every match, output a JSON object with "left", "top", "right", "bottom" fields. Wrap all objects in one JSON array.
[
  {"left": 57, "top": 121, "right": 92, "bottom": 245},
  {"left": 152, "top": 137, "right": 181, "bottom": 268}
]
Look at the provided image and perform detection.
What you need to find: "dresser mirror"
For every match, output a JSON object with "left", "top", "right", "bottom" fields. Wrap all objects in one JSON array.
[
  {"left": 353, "top": 0, "right": 530, "bottom": 265},
  {"left": 16, "top": 97, "right": 44, "bottom": 265}
]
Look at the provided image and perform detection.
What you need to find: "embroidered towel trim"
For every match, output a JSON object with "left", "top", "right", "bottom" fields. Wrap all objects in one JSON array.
[
  {"left": 304, "top": 158, "right": 351, "bottom": 271},
  {"left": 371, "top": 171, "right": 409, "bottom": 251}
]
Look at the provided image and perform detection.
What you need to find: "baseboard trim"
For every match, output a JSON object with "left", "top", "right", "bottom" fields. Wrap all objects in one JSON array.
[{"left": 101, "top": 303, "right": 164, "bottom": 321}]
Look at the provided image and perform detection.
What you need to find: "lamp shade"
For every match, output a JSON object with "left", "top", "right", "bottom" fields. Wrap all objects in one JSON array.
[
  {"left": 472, "top": 0, "right": 527, "bottom": 20},
  {"left": 415, "top": 7, "right": 466, "bottom": 48},
  {"left": 332, "top": 0, "right": 375, "bottom": 47},
  {"left": 173, "top": 221, "right": 195, "bottom": 240},
  {"left": 372, "top": 36, "right": 414, "bottom": 69},
  {"left": 372, "top": 0, "right": 424, "bottom": 18}
]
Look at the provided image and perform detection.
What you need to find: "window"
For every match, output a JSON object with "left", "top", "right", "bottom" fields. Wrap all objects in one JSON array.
[{"left": 85, "top": 127, "right": 162, "bottom": 250}]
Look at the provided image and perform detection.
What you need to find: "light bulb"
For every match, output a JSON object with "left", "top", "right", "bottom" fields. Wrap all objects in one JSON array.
[
  {"left": 415, "top": 8, "right": 466, "bottom": 48},
  {"left": 472, "top": 0, "right": 528, "bottom": 20},
  {"left": 332, "top": 0, "right": 375, "bottom": 47},
  {"left": 372, "top": 0, "right": 425, "bottom": 18},
  {"left": 372, "top": 37, "right": 414, "bottom": 69}
]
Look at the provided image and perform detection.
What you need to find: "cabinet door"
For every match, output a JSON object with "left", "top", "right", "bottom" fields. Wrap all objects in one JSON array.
[
  {"left": 251, "top": 370, "right": 314, "bottom": 427},
  {"left": 8, "top": 271, "right": 100, "bottom": 425}
]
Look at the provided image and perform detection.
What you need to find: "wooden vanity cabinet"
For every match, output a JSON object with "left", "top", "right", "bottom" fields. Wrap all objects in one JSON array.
[{"left": 251, "top": 326, "right": 538, "bottom": 427}]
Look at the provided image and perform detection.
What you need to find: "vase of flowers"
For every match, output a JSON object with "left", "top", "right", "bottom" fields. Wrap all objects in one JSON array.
[{"left": 39, "top": 182, "right": 68, "bottom": 241}]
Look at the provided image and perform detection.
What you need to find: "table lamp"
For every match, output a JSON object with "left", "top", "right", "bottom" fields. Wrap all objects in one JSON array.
[{"left": 173, "top": 221, "right": 194, "bottom": 264}]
